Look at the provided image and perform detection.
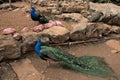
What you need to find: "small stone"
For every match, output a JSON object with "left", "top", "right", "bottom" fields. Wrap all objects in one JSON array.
[
  {"left": 21, "top": 27, "right": 30, "bottom": 33},
  {"left": 111, "top": 50, "right": 119, "bottom": 54},
  {"left": 32, "top": 25, "right": 44, "bottom": 32},
  {"left": 106, "top": 39, "right": 120, "bottom": 51},
  {"left": 2, "top": 28, "right": 16, "bottom": 35},
  {"left": 12, "top": 32, "right": 22, "bottom": 41}
]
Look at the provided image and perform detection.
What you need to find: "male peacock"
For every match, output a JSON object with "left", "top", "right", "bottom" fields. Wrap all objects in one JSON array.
[
  {"left": 30, "top": 7, "right": 50, "bottom": 24},
  {"left": 35, "top": 39, "right": 118, "bottom": 79}
]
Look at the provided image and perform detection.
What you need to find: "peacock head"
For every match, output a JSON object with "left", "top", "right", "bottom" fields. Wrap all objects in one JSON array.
[
  {"left": 31, "top": 6, "right": 35, "bottom": 12},
  {"left": 35, "top": 39, "right": 42, "bottom": 56}
]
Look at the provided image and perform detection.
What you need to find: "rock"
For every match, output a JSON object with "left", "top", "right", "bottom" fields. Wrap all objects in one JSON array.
[
  {"left": 32, "top": 0, "right": 38, "bottom": 4},
  {"left": 70, "top": 23, "right": 87, "bottom": 41},
  {"left": 111, "top": 49, "right": 119, "bottom": 54},
  {"left": 70, "top": 23, "right": 111, "bottom": 41},
  {"left": 13, "top": 8, "right": 20, "bottom": 12},
  {"left": 20, "top": 32, "right": 39, "bottom": 54},
  {"left": 0, "top": 62, "right": 18, "bottom": 80},
  {"left": 60, "top": 1, "right": 85, "bottom": 13},
  {"left": 51, "top": 9, "right": 62, "bottom": 15},
  {"left": 106, "top": 16, "right": 120, "bottom": 26},
  {"left": 43, "top": 22, "right": 55, "bottom": 29},
  {"left": 95, "top": 23, "right": 111, "bottom": 36},
  {"left": 0, "top": 35, "right": 21, "bottom": 61},
  {"left": 32, "top": 25, "right": 44, "bottom": 32},
  {"left": 55, "top": 13, "right": 88, "bottom": 22},
  {"left": 106, "top": 39, "right": 120, "bottom": 53},
  {"left": 25, "top": 6, "right": 31, "bottom": 13},
  {"left": 20, "top": 31, "right": 51, "bottom": 54},
  {"left": 110, "top": 26, "right": 120, "bottom": 34},
  {"left": 21, "top": 27, "right": 30, "bottom": 33},
  {"left": 38, "top": 0, "right": 48, "bottom": 7},
  {"left": 12, "top": 32, "right": 22, "bottom": 41},
  {"left": 2, "top": 28, "right": 16, "bottom": 35},
  {"left": 10, "top": 58, "right": 42, "bottom": 80},
  {"left": 42, "top": 26, "right": 70, "bottom": 43},
  {"left": 1, "top": 0, "right": 16, "bottom": 2},
  {"left": 43, "top": 20, "right": 64, "bottom": 29},
  {"left": 32, "top": 21, "right": 64, "bottom": 32},
  {"left": 54, "top": 20, "right": 64, "bottom": 27}
]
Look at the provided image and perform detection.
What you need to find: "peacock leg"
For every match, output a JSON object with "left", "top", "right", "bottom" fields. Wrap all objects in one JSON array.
[
  {"left": 68, "top": 42, "right": 72, "bottom": 49},
  {"left": 41, "top": 60, "right": 50, "bottom": 74}
]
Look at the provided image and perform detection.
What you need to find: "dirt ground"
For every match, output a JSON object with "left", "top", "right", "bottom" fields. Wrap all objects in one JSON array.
[
  {"left": 0, "top": 2, "right": 120, "bottom": 80},
  {"left": 28, "top": 42, "right": 120, "bottom": 80}
]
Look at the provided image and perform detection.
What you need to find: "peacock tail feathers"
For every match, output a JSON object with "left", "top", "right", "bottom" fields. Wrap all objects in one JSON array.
[
  {"left": 74, "top": 56, "right": 116, "bottom": 77},
  {"left": 40, "top": 46, "right": 118, "bottom": 79}
]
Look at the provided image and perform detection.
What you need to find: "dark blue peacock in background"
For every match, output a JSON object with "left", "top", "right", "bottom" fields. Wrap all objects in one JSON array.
[
  {"left": 35, "top": 39, "right": 118, "bottom": 80},
  {"left": 30, "top": 7, "right": 50, "bottom": 24}
]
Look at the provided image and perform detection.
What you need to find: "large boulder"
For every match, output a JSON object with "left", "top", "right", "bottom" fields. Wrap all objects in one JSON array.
[
  {"left": 20, "top": 32, "right": 39, "bottom": 54},
  {"left": 70, "top": 23, "right": 112, "bottom": 41},
  {"left": 18, "top": 26, "right": 69, "bottom": 54},
  {"left": 0, "top": 35, "right": 21, "bottom": 61},
  {"left": 55, "top": 13, "right": 88, "bottom": 22},
  {"left": 20, "top": 32, "right": 50, "bottom": 54},
  {"left": 70, "top": 23, "right": 87, "bottom": 41},
  {"left": 42, "top": 26, "right": 70, "bottom": 43}
]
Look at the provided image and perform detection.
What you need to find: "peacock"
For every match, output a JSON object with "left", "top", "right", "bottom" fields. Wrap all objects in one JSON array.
[
  {"left": 90, "top": 0, "right": 120, "bottom": 3},
  {"left": 30, "top": 7, "right": 50, "bottom": 24},
  {"left": 35, "top": 39, "right": 118, "bottom": 79},
  {"left": 89, "top": 12, "right": 103, "bottom": 22}
]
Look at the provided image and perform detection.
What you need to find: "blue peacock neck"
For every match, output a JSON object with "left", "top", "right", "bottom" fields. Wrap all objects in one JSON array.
[
  {"left": 35, "top": 39, "right": 42, "bottom": 57},
  {"left": 31, "top": 8, "right": 35, "bottom": 13}
]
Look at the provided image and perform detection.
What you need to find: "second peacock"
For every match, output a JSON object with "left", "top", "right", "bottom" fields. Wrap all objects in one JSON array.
[
  {"left": 35, "top": 39, "right": 118, "bottom": 80},
  {"left": 30, "top": 7, "right": 50, "bottom": 24}
]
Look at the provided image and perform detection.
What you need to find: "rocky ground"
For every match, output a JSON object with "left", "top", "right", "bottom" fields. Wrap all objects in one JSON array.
[{"left": 0, "top": 1, "right": 120, "bottom": 80}]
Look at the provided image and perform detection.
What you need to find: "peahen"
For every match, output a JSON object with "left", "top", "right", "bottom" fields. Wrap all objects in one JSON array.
[
  {"left": 30, "top": 7, "right": 50, "bottom": 24},
  {"left": 35, "top": 39, "right": 118, "bottom": 79},
  {"left": 89, "top": 12, "right": 103, "bottom": 22},
  {"left": 90, "top": 0, "right": 120, "bottom": 3}
]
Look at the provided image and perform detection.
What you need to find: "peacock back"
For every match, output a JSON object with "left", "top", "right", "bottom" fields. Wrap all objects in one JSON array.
[{"left": 39, "top": 15, "right": 50, "bottom": 24}]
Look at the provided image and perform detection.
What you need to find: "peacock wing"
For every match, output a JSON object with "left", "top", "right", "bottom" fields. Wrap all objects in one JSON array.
[
  {"left": 41, "top": 46, "right": 76, "bottom": 62},
  {"left": 40, "top": 49, "right": 58, "bottom": 61},
  {"left": 39, "top": 15, "right": 50, "bottom": 24}
]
